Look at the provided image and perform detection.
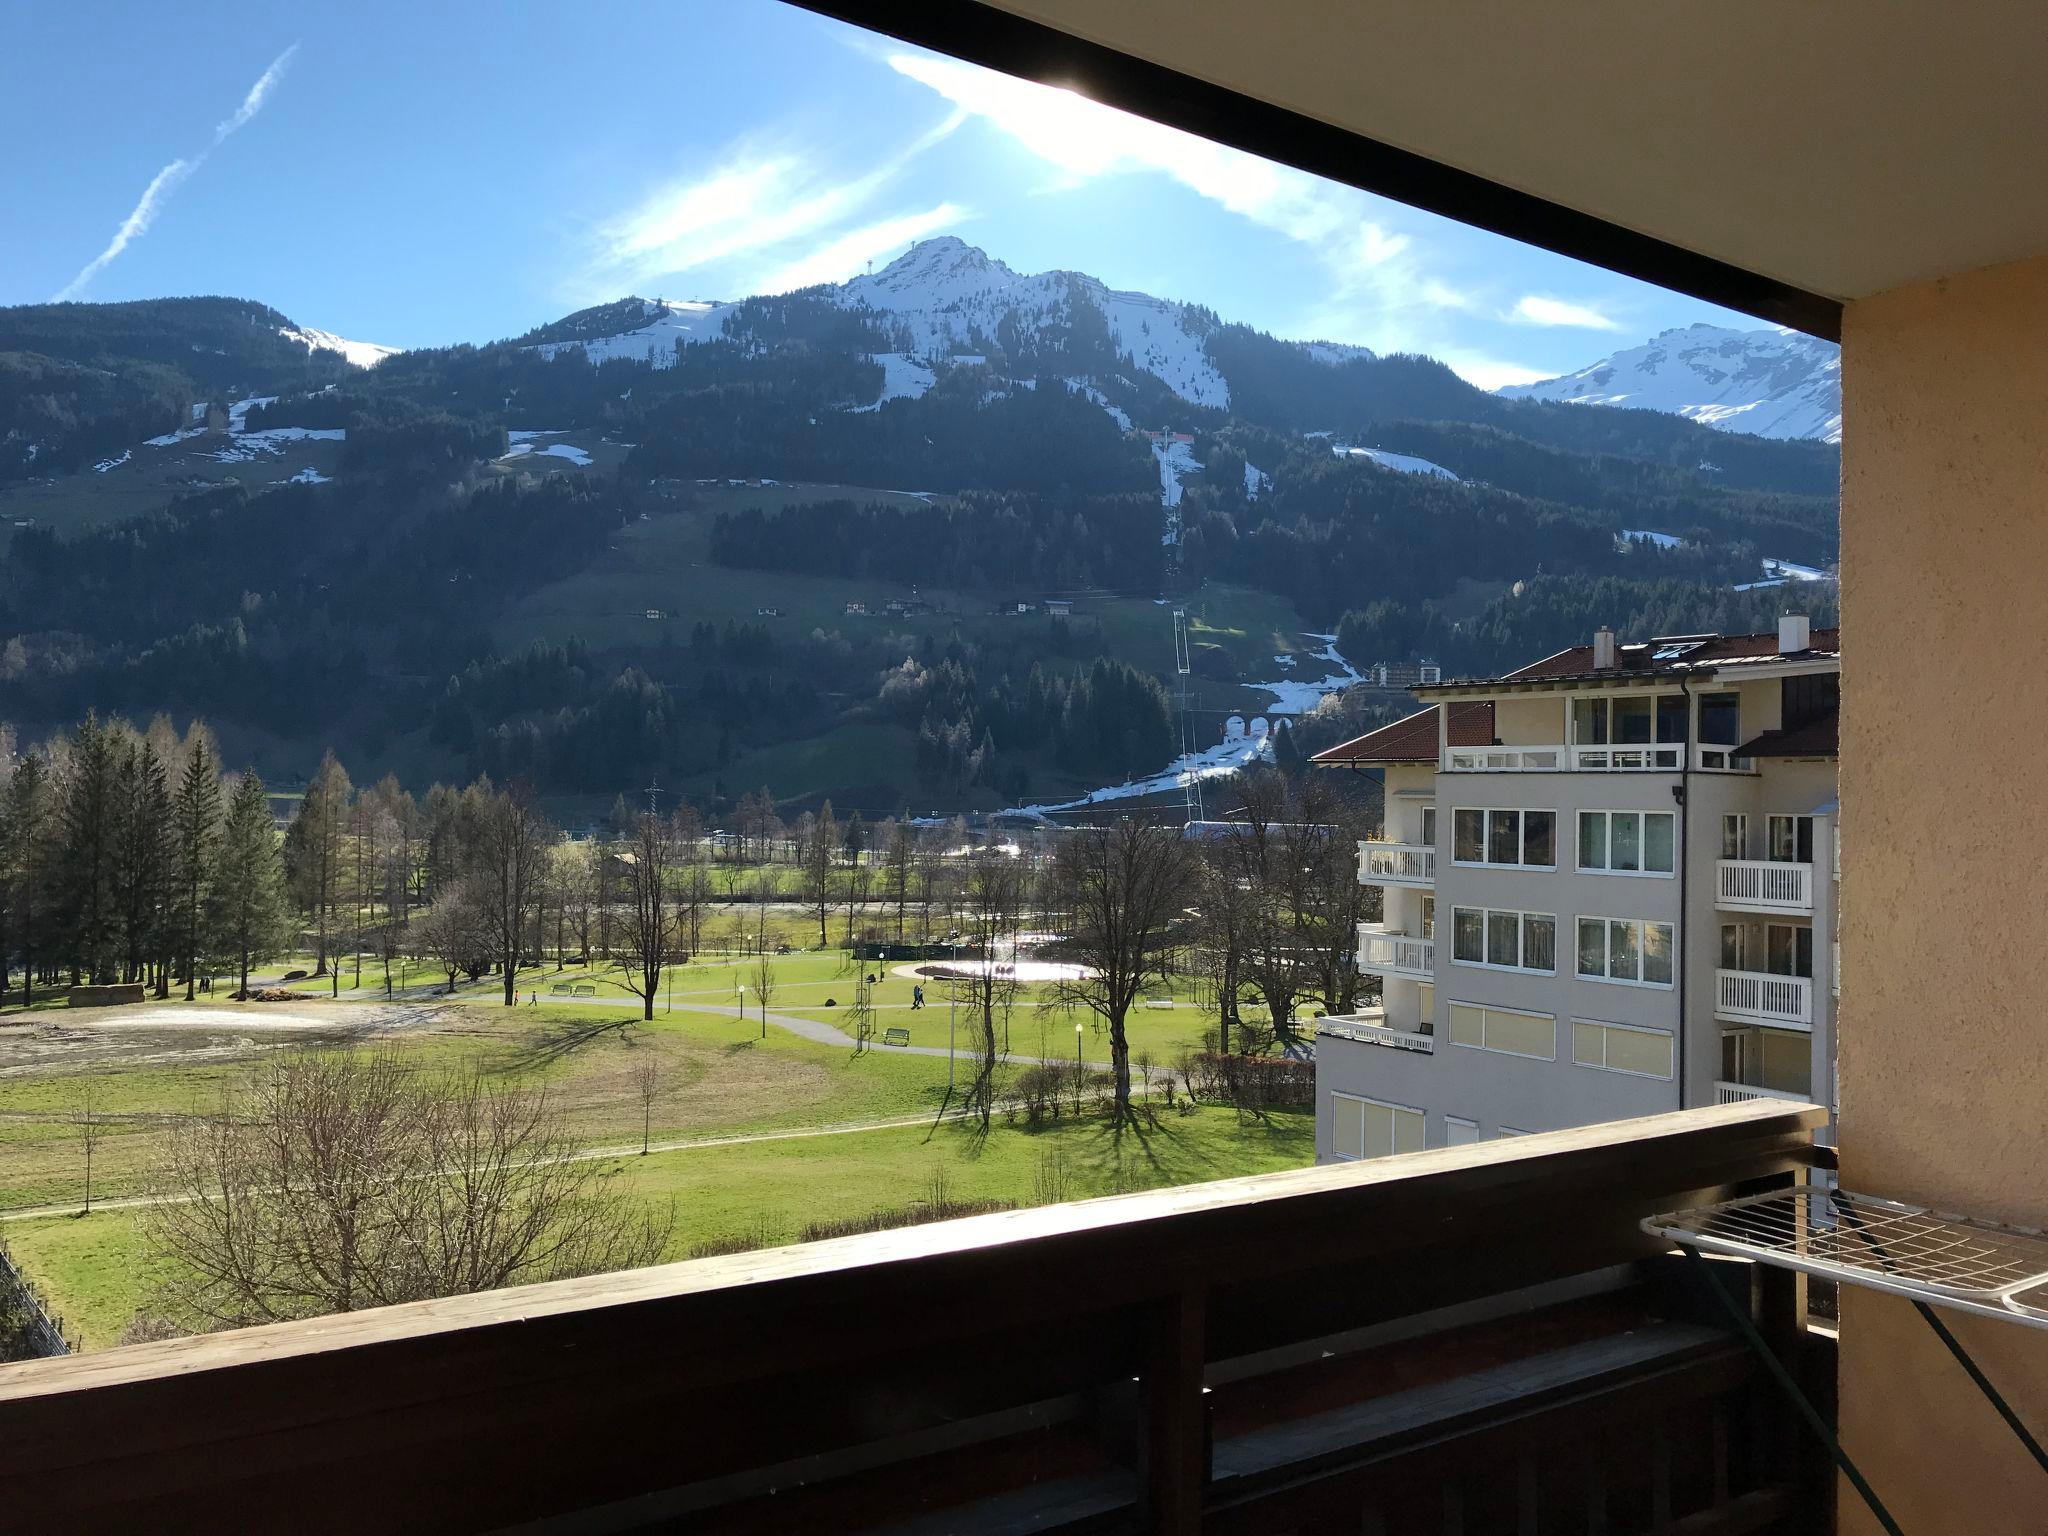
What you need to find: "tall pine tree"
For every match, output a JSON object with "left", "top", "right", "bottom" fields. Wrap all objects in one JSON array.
[
  {"left": 214, "top": 772, "right": 286, "bottom": 997},
  {"left": 172, "top": 737, "right": 222, "bottom": 999}
]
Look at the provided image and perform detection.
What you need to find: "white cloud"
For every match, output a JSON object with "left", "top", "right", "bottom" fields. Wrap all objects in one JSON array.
[
  {"left": 53, "top": 47, "right": 299, "bottom": 302},
  {"left": 214, "top": 45, "right": 298, "bottom": 145},
  {"left": 584, "top": 109, "right": 966, "bottom": 299},
  {"left": 1441, "top": 354, "right": 1553, "bottom": 392},
  {"left": 886, "top": 52, "right": 1471, "bottom": 349},
  {"left": 1511, "top": 294, "right": 1621, "bottom": 330},
  {"left": 752, "top": 202, "right": 969, "bottom": 294},
  {"left": 54, "top": 159, "right": 197, "bottom": 301}
]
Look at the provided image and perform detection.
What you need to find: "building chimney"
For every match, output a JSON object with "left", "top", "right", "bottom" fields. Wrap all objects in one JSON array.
[
  {"left": 1778, "top": 613, "right": 1811, "bottom": 655},
  {"left": 1593, "top": 626, "right": 1617, "bottom": 670}
]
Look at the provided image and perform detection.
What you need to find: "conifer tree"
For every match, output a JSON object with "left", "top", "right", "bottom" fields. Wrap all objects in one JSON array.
[
  {"left": 214, "top": 772, "right": 287, "bottom": 998},
  {"left": 172, "top": 737, "right": 222, "bottom": 999}
]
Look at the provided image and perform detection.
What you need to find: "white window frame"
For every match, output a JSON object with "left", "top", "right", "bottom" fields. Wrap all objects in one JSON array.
[
  {"left": 1570, "top": 1016, "right": 1677, "bottom": 1080},
  {"left": 1450, "top": 905, "right": 1558, "bottom": 974},
  {"left": 1721, "top": 813, "right": 1749, "bottom": 861},
  {"left": 1450, "top": 807, "right": 1558, "bottom": 870},
  {"left": 1444, "top": 1114, "right": 1482, "bottom": 1147},
  {"left": 1575, "top": 809, "right": 1677, "bottom": 877},
  {"left": 1328, "top": 1091, "right": 1425, "bottom": 1161},
  {"left": 1498, "top": 1127, "right": 1534, "bottom": 1138},
  {"left": 1575, "top": 914, "right": 1677, "bottom": 989},
  {"left": 1447, "top": 1000, "right": 1557, "bottom": 1061}
]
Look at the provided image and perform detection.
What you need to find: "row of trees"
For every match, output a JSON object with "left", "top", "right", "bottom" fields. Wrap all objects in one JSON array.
[{"left": 0, "top": 717, "right": 280, "bottom": 1000}]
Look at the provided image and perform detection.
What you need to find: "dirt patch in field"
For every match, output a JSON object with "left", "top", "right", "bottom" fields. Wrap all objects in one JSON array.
[{"left": 0, "top": 1001, "right": 464, "bottom": 1078}]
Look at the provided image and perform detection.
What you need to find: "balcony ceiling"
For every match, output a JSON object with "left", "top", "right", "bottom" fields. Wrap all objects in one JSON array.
[{"left": 977, "top": 0, "right": 2048, "bottom": 306}]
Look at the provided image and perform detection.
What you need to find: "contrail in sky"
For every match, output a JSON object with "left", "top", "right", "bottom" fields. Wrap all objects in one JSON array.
[{"left": 54, "top": 45, "right": 300, "bottom": 302}]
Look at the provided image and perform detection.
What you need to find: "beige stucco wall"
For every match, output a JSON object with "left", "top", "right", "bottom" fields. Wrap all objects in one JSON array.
[{"left": 1837, "top": 252, "right": 2048, "bottom": 1535}]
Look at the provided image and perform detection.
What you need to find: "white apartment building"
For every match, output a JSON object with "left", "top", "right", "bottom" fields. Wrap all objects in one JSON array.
[{"left": 1308, "top": 617, "right": 1840, "bottom": 1161}]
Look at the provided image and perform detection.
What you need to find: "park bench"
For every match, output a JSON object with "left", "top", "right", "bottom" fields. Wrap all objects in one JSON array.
[
  {"left": 1145, "top": 998, "right": 1175, "bottom": 1009},
  {"left": 882, "top": 1027, "right": 912, "bottom": 1048},
  {"left": 550, "top": 983, "right": 574, "bottom": 995},
  {"left": 573, "top": 984, "right": 597, "bottom": 997}
]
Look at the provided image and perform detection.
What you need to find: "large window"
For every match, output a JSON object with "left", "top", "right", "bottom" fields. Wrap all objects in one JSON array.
[
  {"left": 1766, "top": 923, "right": 1815, "bottom": 978},
  {"left": 1769, "top": 814, "right": 1815, "bottom": 864},
  {"left": 1721, "top": 813, "right": 1749, "bottom": 860},
  {"left": 1448, "top": 1002, "right": 1556, "bottom": 1059},
  {"left": 1452, "top": 906, "right": 1556, "bottom": 972},
  {"left": 1572, "top": 694, "right": 1687, "bottom": 745},
  {"left": 1329, "top": 1093, "right": 1425, "bottom": 1161},
  {"left": 1576, "top": 916, "right": 1675, "bottom": 986},
  {"left": 1452, "top": 808, "right": 1555, "bottom": 868},
  {"left": 1577, "top": 810, "right": 1675, "bottom": 874},
  {"left": 1572, "top": 1018, "right": 1676, "bottom": 1078}
]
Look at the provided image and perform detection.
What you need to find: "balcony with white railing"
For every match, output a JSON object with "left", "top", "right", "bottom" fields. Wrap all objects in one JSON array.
[
  {"left": 1571, "top": 743, "right": 1684, "bottom": 771},
  {"left": 1357, "top": 840, "right": 1435, "bottom": 887},
  {"left": 1716, "top": 858, "right": 1815, "bottom": 913},
  {"left": 1356, "top": 924, "right": 1435, "bottom": 979},
  {"left": 1715, "top": 969, "right": 1814, "bottom": 1029},
  {"left": 1442, "top": 744, "right": 1565, "bottom": 772},
  {"left": 1715, "top": 1081, "right": 1812, "bottom": 1106},
  {"left": 1316, "top": 1008, "right": 1436, "bottom": 1054}
]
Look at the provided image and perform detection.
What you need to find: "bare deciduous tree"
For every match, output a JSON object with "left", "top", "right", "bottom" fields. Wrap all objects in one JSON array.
[
  {"left": 613, "top": 811, "right": 681, "bottom": 1020},
  {"left": 464, "top": 780, "right": 554, "bottom": 1007},
  {"left": 410, "top": 877, "right": 488, "bottom": 994},
  {"left": 955, "top": 854, "right": 1023, "bottom": 1128},
  {"left": 141, "top": 1051, "right": 672, "bottom": 1328},
  {"left": 630, "top": 1052, "right": 664, "bottom": 1156},
  {"left": 74, "top": 1070, "right": 104, "bottom": 1213},
  {"left": 1046, "top": 819, "right": 1195, "bottom": 1131}
]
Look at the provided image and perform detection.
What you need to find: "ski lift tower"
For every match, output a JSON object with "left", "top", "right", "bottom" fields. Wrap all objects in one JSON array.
[{"left": 1172, "top": 608, "right": 1204, "bottom": 824}]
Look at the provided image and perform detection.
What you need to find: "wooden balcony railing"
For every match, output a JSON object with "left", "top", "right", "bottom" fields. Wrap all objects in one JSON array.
[{"left": 0, "top": 1102, "right": 1829, "bottom": 1534}]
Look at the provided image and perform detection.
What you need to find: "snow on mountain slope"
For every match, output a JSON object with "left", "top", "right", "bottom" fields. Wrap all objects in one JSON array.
[
  {"left": 1500, "top": 323, "right": 1841, "bottom": 442},
  {"left": 278, "top": 325, "right": 399, "bottom": 369},
  {"left": 1331, "top": 444, "right": 1460, "bottom": 480},
  {"left": 531, "top": 299, "right": 739, "bottom": 367},
  {"left": 849, "top": 353, "right": 937, "bottom": 412},
  {"left": 835, "top": 237, "right": 1231, "bottom": 409}
]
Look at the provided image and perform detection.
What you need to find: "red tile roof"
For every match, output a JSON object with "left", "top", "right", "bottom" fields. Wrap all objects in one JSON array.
[
  {"left": 1311, "top": 702, "right": 1495, "bottom": 765},
  {"left": 1437, "top": 627, "right": 1843, "bottom": 690}
]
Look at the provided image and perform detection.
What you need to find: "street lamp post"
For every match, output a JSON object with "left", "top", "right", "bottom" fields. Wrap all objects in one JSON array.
[{"left": 1074, "top": 1021, "right": 1084, "bottom": 1114}]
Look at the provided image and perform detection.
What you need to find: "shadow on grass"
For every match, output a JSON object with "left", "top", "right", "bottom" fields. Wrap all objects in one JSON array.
[{"left": 496, "top": 1015, "right": 635, "bottom": 1073}]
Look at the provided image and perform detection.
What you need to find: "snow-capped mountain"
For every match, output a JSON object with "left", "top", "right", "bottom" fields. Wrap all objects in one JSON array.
[
  {"left": 524, "top": 237, "right": 1371, "bottom": 412},
  {"left": 1500, "top": 323, "right": 1840, "bottom": 442}
]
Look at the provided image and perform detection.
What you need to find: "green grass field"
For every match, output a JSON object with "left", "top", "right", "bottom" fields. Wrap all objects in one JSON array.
[{"left": 4, "top": 1103, "right": 1312, "bottom": 1349}]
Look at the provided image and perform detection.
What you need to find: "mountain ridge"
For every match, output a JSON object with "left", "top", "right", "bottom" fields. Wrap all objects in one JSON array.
[{"left": 1500, "top": 321, "right": 1841, "bottom": 442}]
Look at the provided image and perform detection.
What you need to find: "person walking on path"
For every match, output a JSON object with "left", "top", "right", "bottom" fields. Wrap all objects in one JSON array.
[{"left": 912, "top": 984, "right": 924, "bottom": 1010}]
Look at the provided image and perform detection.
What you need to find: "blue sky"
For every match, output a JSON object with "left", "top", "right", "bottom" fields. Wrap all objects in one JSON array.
[{"left": 1, "top": 1, "right": 1766, "bottom": 387}]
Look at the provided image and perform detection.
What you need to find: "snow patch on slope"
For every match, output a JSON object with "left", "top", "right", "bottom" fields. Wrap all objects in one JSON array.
[
  {"left": 849, "top": 353, "right": 937, "bottom": 412},
  {"left": 279, "top": 325, "right": 398, "bottom": 369},
  {"left": 1333, "top": 445, "right": 1459, "bottom": 480},
  {"left": 532, "top": 299, "right": 739, "bottom": 367}
]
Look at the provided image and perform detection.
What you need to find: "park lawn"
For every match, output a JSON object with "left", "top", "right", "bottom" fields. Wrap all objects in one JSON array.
[
  {"left": 6, "top": 1104, "right": 1314, "bottom": 1349},
  {"left": 777, "top": 997, "right": 1230, "bottom": 1064},
  {"left": 0, "top": 997, "right": 967, "bottom": 1212}
]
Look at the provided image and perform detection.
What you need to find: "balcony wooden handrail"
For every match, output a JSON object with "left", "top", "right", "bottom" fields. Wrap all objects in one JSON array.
[{"left": 0, "top": 1101, "right": 1826, "bottom": 1533}]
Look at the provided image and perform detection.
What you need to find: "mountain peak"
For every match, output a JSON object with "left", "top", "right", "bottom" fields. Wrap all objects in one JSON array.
[{"left": 1500, "top": 323, "right": 1840, "bottom": 442}]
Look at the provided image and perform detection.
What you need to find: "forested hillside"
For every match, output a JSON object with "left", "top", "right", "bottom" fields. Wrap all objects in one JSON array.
[{"left": 0, "top": 242, "right": 1840, "bottom": 815}]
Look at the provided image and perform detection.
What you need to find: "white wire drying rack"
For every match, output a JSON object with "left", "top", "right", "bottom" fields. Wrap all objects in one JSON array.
[{"left": 1644, "top": 1184, "right": 2048, "bottom": 1331}]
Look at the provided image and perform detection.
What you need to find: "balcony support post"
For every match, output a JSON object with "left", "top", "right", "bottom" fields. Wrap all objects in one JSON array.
[
  {"left": 1143, "top": 1284, "right": 1209, "bottom": 1534},
  {"left": 1680, "top": 1248, "right": 1901, "bottom": 1536}
]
